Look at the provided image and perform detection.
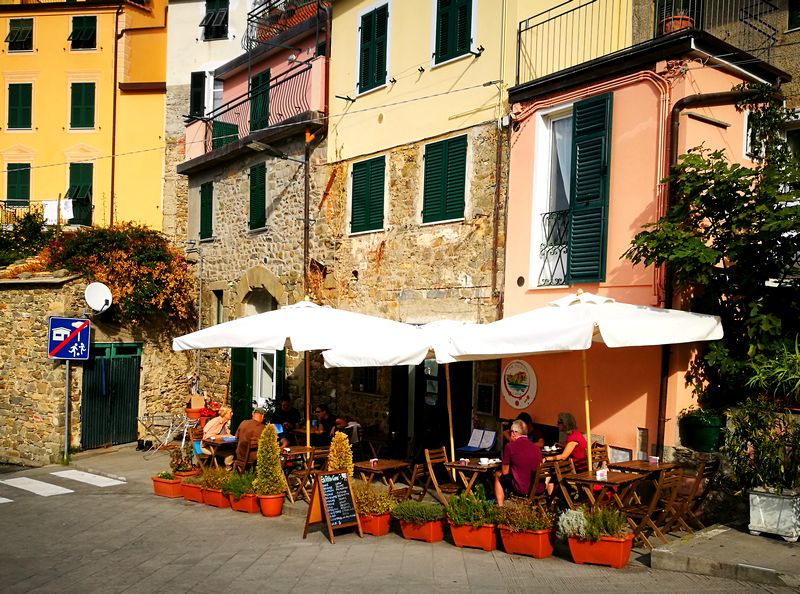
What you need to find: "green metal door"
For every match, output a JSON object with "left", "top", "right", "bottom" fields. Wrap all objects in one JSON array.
[{"left": 81, "top": 343, "right": 141, "bottom": 450}]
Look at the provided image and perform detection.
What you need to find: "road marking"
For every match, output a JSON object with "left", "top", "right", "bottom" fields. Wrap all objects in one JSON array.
[
  {"left": 1, "top": 477, "right": 74, "bottom": 496},
  {"left": 0, "top": 497, "right": 12, "bottom": 504},
  {"left": 51, "top": 470, "right": 125, "bottom": 487}
]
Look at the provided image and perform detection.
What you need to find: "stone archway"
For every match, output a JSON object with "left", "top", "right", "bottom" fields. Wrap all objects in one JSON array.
[{"left": 231, "top": 266, "right": 285, "bottom": 316}]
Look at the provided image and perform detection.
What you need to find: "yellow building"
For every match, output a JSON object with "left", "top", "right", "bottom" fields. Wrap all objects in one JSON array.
[{"left": 0, "top": 0, "right": 166, "bottom": 229}]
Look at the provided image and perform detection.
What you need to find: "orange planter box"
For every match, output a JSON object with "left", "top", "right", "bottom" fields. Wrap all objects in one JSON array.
[
  {"left": 360, "top": 513, "right": 391, "bottom": 536},
  {"left": 449, "top": 522, "right": 497, "bottom": 551},
  {"left": 399, "top": 520, "right": 444, "bottom": 542},
  {"left": 181, "top": 482, "right": 203, "bottom": 503},
  {"left": 498, "top": 526, "right": 553, "bottom": 558},
  {"left": 152, "top": 476, "right": 182, "bottom": 498},
  {"left": 203, "top": 488, "right": 231, "bottom": 508},
  {"left": 567, "top": 534, "right": 634, "bottom": 568},
  {"left": 229, "top": 493, "right": 260, "bottom": 513}
]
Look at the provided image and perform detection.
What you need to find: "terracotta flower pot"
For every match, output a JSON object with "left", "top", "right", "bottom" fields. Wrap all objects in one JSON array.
[
  {"left": 181, "top": 482, "right": 204, "bottom": 503},
  {"left": 659, "top": 15, "right": 694, "bottom": 35},
  {"left": 152, "top": 476, "right": 182, "bottom": 498},
  {"left": 399, "top": 519, "right": 444, "bottom": 542},
  {"left": 202, "top": 488, "right": 231, "bottom": 508},
  {"left": 567, "top": 534, "right": 634, "bottom": 568},
  {"left": 448, "top": 521, "right": 497, "bottom": 551},
  {"left": 498, "top": 526, "right": 553, "bottom": 558},
  {"left": 257, "top": 494, "right": 285, "bottom": 517},
  {"left": 360, "top": 512, "right": 392, "bottom": 536},
  {"left": 229, "top": 493, "right": 260, "bottom": 513},
  {"left": 174, "top": 468, "right": 201, "bottom": 478},
  {"left": 185, "top": 408, "right": 203, "bottom": 419}
]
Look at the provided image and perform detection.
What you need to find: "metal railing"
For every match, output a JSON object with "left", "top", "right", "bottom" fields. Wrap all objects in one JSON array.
[
  {"left": 538, "top": 209, "right": 570, "bottom": 287},
  {"left": 199, "top": 63, "right": 313, "bottom": 152},
  {"left": 0, "top": 201, "right": 41, "bottom": 227},
  {"left": 244, "top": 0, "right": 330, "bottom": 52},
  {"left": 517, "top": 0, "right": 781, "bottom": 86}
]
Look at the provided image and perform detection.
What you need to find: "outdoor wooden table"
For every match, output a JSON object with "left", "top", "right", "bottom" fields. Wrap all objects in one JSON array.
[
  {"left": 202, "top": 435, "right": 237, "bottom": 468},
  {"left": 562, "top": 470, "right": 644, "bottom": 510},
  {"left": 608, "top": 460, "right": 679, "bottom": 474},
  {"left": 353, "top": 459, "right": 410, "bottom": 495},
  {"left": 443, "top": 459, "right": 502, "bottom": 495}
]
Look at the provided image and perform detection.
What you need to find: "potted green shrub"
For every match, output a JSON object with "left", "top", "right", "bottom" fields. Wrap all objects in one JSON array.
[
  {"left": 392, "top": 499, "right": 446, "bottom": 542},
  {"left": 352, "top": 481, "right": 395, "bottom": 536},
  {"left": 222, "top": 469, "right": 259, "bottom": 513},
  {"left": 201, "top": 467, "right": 231, "bottom": 508},
  {"left": 496, "top": 500, "right": 555, "bottom": 558},
  {"left": 180, "top": 472, "right": 204, "bottom": 503},
  {"left": 678, "top": 406, "right": 726, "bottom": 452},
  {"left": 152, "top": 470, "right": 182, "bottom": 498},
  {"left": 252, "top": 424, "right": 288, "bottom": 517},
  {"left": 327, "top": 431, "right": 354, "bottom": 478},
  {"left": 170, "top": 441, "right": 200, "bottom": 477},
  {"left": 556, "top": 507, "right": 633, "bottom": 568},
  {"left": 445, "top": 488, "right": 497, "bottom": 551},
  {"left": 722, "top": 398, "right": 800, "bottom": 542}
]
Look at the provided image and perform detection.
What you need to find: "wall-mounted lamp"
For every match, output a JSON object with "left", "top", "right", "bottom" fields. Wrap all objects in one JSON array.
[
  {"left": 335, "top": 94, "right": 356, "bottom": 103},
  {"left": 418, "top": 66, "right": 425, "bottom": 73},
  {"left": 469, "top": 45, "right": 485, "bottom": 57}
]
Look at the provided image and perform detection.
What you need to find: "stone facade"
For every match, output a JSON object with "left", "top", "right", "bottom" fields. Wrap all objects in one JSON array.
[{"left": 163, "top": 85, "right": 190, "bottom": 244}]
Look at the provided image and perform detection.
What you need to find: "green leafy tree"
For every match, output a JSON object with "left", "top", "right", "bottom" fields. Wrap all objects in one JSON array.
[{"left": 624, "top": 83, "right": 800, "bottom": 408}]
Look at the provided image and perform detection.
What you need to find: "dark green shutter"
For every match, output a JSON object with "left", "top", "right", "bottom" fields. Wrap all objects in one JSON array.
[
  {"left": 203, "top": 0, "right": 228, "bottom": 40},
  {"left": 229, "top": 347, "right": 254, "bottom": 433},
  {"left": 69, "top": 16, "right": 96, "bottom": 49},
  {"left": 568, "top": 93, "right": 612, "bottom": 283},
  {"left": 70, "top": 83, "right": 95, "bottom": 128},
  {"left": 249, "top": 69, "right": 270, "bottom": 131},
  {"left": 351, "top": 156, "right": 385, "bottom": 233},
  {"left": 423, "top": 135, "right": 466, "bottom": 223},
  {"left": 358, "top": 4, "right": 388, "bottom": 93},
  {"left": 7, "top": 18, "right": 33, "bottom": 52},
  {"left": 200, "top": 181, "right": 213, "bottom": 240},
  {"left": 68, "top": 163, "right": 93, "bottom": 225},
  {"left": 275, "top": 349, "right": 286, "bottom": 402},
  {"left": 212, "top": 120, "right": 238, "bottom": 148},
  {"left": 189, "top": 72, "right": 205, "bottom": 117},
  {"left": 6, "top": 163, "right": 30, "bottom": 207},
  {"left": 249, "top": 163, "right": 266, "bottom": 230},
  {"left": 8, "top": 83, "right": 31, "bottom": 129},
  {"left": 435, "top": 0, "right": 471, "bottom": 63}
]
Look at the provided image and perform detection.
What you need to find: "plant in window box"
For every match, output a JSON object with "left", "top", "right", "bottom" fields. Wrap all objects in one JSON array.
[
  {"left": 352, "top": 481, "right": 395, "bottom": 536},
  {"left": 556, "top": 507, "right": 633, "bottom": 568},
  {"left": 170, "top": 441, "right": 200, "bottom": 477},
  {"left": 152, "top": 470, "right": 182, "bottom": 498},
  {"left": 180, "top": 473, "right": 204, "bottom": 503},
  {"left": 496, "top": 500, "right": 555, "bottom": 558},
  {"left": 253, "top": 423, "right": 288, "bottom": 517},
  {"left": 391, "top": 499, "right": 445, "bottom": 542},
  {"left": 445, "top": 487, "right": 498, "bottom": 551},
  {"left": 200, "top": 467, "right": 231, "bottom": 508},
  {"left": 222, "top": 469, "right": 259, "bottom": 513},
  {"left": 678, "top": 406, "right": 726, "bottom": 452}
]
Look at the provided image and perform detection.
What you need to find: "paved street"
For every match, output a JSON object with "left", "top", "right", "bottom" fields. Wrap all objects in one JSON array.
[{"left": 0, "top": 446, "right": 795, "bottom": 594}]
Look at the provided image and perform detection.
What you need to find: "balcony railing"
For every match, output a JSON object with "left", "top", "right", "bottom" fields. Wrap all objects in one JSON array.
[
  {"left": 0, "top": 199, "right": 90, "bottom": 227},
  {"left": 243, "top": 0, "right": 330, "bottom": 52},
  {"left": 517, "top": 0, "right": 781, "bottom": 86},
  {"left": 538, "top": 209, "right": 570, "bottom": 287}
]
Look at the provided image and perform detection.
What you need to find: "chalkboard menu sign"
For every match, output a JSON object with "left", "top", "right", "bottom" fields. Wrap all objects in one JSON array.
[{"left": 303, "top": 471, "right": 362, "bottom": 543}]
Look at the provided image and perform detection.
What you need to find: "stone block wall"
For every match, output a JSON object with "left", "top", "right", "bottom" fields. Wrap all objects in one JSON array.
[{"left": 163, "top": 85, "right": 190, "bottom": 244}]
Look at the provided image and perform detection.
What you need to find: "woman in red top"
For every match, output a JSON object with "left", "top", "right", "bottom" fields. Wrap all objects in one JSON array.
[{"left": 544, "top": 412, "right": 588, "bottom": 473}]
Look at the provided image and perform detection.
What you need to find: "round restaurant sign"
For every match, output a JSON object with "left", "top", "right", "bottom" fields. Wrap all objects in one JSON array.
[{"left": 502, "top": 359, "right": 537, "bottom": 409}]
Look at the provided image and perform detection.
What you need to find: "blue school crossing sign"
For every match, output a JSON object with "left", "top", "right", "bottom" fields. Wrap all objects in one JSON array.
[{"left": 47, "top": 317, "right": 91, "bottom": 360}]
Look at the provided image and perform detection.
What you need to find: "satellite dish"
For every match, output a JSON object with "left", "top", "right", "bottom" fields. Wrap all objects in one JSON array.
[{"left": 85, "top": 282, "right": 113, "bottom": 313}]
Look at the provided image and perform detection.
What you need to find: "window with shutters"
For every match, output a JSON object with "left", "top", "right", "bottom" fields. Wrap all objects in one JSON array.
[
  {"left": 8, "top": 83, "right": 32, "bottom": 129},
  {"left": 201, "top": 0, "right": 228, "bottom": 41},
  {"left": 422, "top": 135, "right": 467, "bottom": 224},
  {"left": 189, "top": 72, "right": 206, "bottom": 117},
  {"left": 69, "top": 16, "right": 96, "bottom": 50},
  {"left": 350, "top": 156, "right": 385, "bottom": 234},
  {"left": 249, "top": 163, "right": 267, "bottom": 230},
  {"left": 357, "top": 3, "right": 388, "bottom": 94},
  {"left": 70, "top": 82, "right": 95, "bottom": 128},
  {"left": 6, "top": 18, "right": 33, "bottom": 52},
  {"left": 67, "top": 163, "right": 93, "bottom": 225},
  {"left": 434, "top": 0, "right": 472, "bottom": 64},
  {"left": 532, "top": 93, "right": 612, "bottom": 287},
  {"left": 200, "top": 181, "right": 213, "bottom": 240},
  {"left": 6, "top": 163, "right": 30, "bottom": 207}
]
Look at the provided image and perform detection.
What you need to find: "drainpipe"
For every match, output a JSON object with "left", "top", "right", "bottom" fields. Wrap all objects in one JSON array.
[
  {"left": 110, "top": 2, "right": 123, "bottom": 225},
  {"left": 492, "top": 0, "right": 509, "bottom": 321}
]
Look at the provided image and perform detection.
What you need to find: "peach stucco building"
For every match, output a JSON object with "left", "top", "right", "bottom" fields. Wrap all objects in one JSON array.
[{"left": 500, "top": 31, "right": 790, "bottom": 457}]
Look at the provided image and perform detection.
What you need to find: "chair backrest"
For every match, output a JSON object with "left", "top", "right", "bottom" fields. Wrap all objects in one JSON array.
[
  {"left": 235, "top": 435, "right": 260, "bottom": 472},
  {"left": 425, "top": 446, "right": 449, "bottom": 466},
  {"left": 312, "top": 447, "right": 330, "bottom": 471},
  {"left": 688, "top": 458, "right": 720, "bottom": 510},
  {"left": 528, "top": 460, "right": 555, "bottom": 499},
  {"left": 591, "top": 443, "right": 610, "bottom": 470},
  {"left": 552, "top": 458, "right": 579, "bottom": 508}
]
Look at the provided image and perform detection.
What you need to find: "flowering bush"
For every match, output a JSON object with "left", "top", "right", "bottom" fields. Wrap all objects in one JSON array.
[{"left": 198, "top": 408, "right": 217, "bottom": 418}]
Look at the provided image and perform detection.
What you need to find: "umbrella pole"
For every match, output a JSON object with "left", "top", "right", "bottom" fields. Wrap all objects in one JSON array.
[
  {"left": 582, "top": 350, "right": 593, "bottom": 472},
  {"left": 305, "top": 353, "right": 311, "bottom": 448},
  {"left": 445, "top": 364, "right": 455, "bottom": 469}
]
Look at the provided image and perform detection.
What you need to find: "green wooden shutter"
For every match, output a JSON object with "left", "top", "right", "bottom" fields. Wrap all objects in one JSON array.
[
  {"left": 568, "top": 93, "right": 612, "bottom": 283},
  {"left": 200, "top": 181, "right": 213, "bottom": 240},
  {"left": 229, "top": 347, "right": 254, "bottom": 433},
  {"left": 249, "top": 69, "right": 270, "bottom": 131},
  {"left": 189, "top": 72, "right": 205, "bottom": 117},
  {"left": 435, "top": 0, "right": 471, "bottom": 63},
  {"left": 358, "top": 4, "right": 388, "bottom": 93},
  {"left": 68, "top": 163, "right": 93, "bottom": 225},
  {"left": 69, "top": 16, "right": 96, "bottom": 50},
  {"left": 423, "top": 141, "right": 445, "bottom": 223},
  {"left": 444, "top": 135, "right": 467, "bottom": 219},
  {"left": 351, "top": 156, "right": 385, "bottom": 233},
  {"left": 70, "top": 83, "right": 95, "bottom": 128},
  {"left": 7, "top": 18, "right": 33, "bottom": 52},
  {"left": 6, "top": 163, "right": 30, "bottom": 207},
  {"left": 249, "top": 163, "right": 266, "bottom": 230},
  {"left": 8, "top": 83, "right": 32, "bottom": 129},
  {"left": 211, "top": 120, "right": 238, "bottom": 148},
  {"left": 423, "top": 136, "right": 466, "bottom": 223}
]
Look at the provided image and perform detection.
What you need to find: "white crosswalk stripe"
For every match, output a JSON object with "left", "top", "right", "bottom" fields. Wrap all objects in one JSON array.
[
  {"left": 51, "top": 470, "right": 125, "bottom": 487},
  {"left": 1, "top": 477, "right": 73, "bottom": 496}
]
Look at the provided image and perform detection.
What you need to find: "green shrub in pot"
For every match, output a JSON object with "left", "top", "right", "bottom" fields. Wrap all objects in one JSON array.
[
  {"left": 496, "top": 500, "right": 554, "bottom": 532},
  {"left": 445, "top": 488, "right": 496, "bottom": 528},
  {"left": 391, "top": 500, "right": 444, "bottom": 525}
]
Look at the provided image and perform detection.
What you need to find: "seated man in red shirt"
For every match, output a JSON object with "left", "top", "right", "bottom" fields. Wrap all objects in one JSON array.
[{"left": 494, "top": 419, "right": 542, "bottom": 505}]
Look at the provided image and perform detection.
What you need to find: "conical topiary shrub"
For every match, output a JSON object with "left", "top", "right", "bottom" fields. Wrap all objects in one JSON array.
[
  {"left": 327, "top": 430, "right": 354, "bottom": 478},
  {"left": 253, "top": 424, "right": 288, "bottom": 496}
]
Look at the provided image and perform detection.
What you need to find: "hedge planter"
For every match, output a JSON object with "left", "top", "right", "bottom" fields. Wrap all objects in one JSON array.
[
  {"left": 679, "top": 414, "right": 726, "bottom": 452},
  {"left": 360, "top": 513, "right": 391, "bottom": 536},
  {"left": 399, "top": 520, "right": 445, "bottom": 543},
  {"left": 449, "top": 522, "right": 497, "bottom": 551},
  {"left": 181, "top": 482, "right": 204, "bottom": 503},
  {"left": 498, "top": 526, "right": 553, "bottom": 558},
  {"left": 748, "top": 488, "right": 800, "bottom": 542},
  {"left": 229, "top": 493, "right": 260, "bottom": 514},
  {"left": 257, "top": 494, "right": 285, "bottom": 517},
  {"left": 567, "top": 534, "right": 634, "bottom": 568},
  {"left": 203, "top": 488, "right": 231, "bottom": 508},
  {"left": 152, "top": 476, "right": 182, "bottom": 498}
]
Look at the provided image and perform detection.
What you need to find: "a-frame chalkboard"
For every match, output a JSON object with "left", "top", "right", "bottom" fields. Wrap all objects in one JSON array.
[{"left": 303, "top": 471, "right": 363, "bottom": 543}]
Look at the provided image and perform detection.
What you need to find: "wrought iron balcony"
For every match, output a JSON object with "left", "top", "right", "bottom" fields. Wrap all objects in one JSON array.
[
  {"left": 538, "top": 209, "right": 570, "bottom": 287},
  {"left": 243, "top": 0, "right": 330, "bottom": 52},
  {"left": 517, "top": 0, "right": 782, "bottom": 86}
]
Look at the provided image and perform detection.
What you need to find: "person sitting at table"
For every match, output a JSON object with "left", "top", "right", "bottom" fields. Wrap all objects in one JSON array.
[
  {"left": 310, "top": 403, "right": 336, "bottom": 446},
  {"left": 502, "top": 412, "right": 545, "bottom": 447},
  {"left": 201, "top": 405, "right": 234, "bottom": 470},
  {"left": 494, "top": 419, "right": 542, "bottom": 506},
  {"left": 272, "top": 396, "right": 302, "bottom": 437},
  {"left": 234, "top": 406, "right": 266, "bottom": 470},
  {"left": 544, "top": 411, "right": 588, "bottom": 472}
]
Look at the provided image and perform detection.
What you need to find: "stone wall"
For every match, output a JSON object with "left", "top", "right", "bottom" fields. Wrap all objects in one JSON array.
[{"left": 163, "top": 85, "right": 190, "bottom": 244}]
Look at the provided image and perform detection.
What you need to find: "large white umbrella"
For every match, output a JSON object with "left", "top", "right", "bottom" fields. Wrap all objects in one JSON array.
[{"left": 448, "top": 290, "right": 723, "bottom": 469}]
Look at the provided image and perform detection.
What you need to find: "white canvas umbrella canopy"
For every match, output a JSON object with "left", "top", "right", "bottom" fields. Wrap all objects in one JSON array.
[{"left": 448, "top": 290, "right": 723, "bottom": 469}]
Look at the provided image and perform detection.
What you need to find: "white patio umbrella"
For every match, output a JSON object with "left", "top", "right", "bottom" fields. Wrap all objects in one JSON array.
[
  {"left": 448, "top": 290, "right": 724, "bottom": 470},
  {"left": 172, "top": 300, "right": 418, "bottom": 446}
]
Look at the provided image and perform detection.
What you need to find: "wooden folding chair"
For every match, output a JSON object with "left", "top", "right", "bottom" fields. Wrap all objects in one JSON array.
[
  {"left": 424, "top": 447, "right": 460, "bottom": 505},
  {"left": 552, "top": 459, "right": 580, "bottom": 509},
  {"left": 591, "top": 443, "right": 610, "bottom": 471},
  {"left": 666, "top": 458, "right": 720, "bottom": 533},
  {"left": 234, "top": 435, "right": 260, "bottom": 473},
  {"left": 189, "top": 428, "right": 211, "bottom": 470},
  {"left": 621, "top": 467, "right": 683, "bottom": 549},
  {"left": 288, "top": 449, "right": 316, "bottom": 503},
  {"left": 528, "top": 460, "right": 556, "bottom": 512},
  {"left": 311, "top": 446, "right": 330, "bottom": 472},
  {"left": 391, "top": 463, "right": 429, "bottom": 502}
]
